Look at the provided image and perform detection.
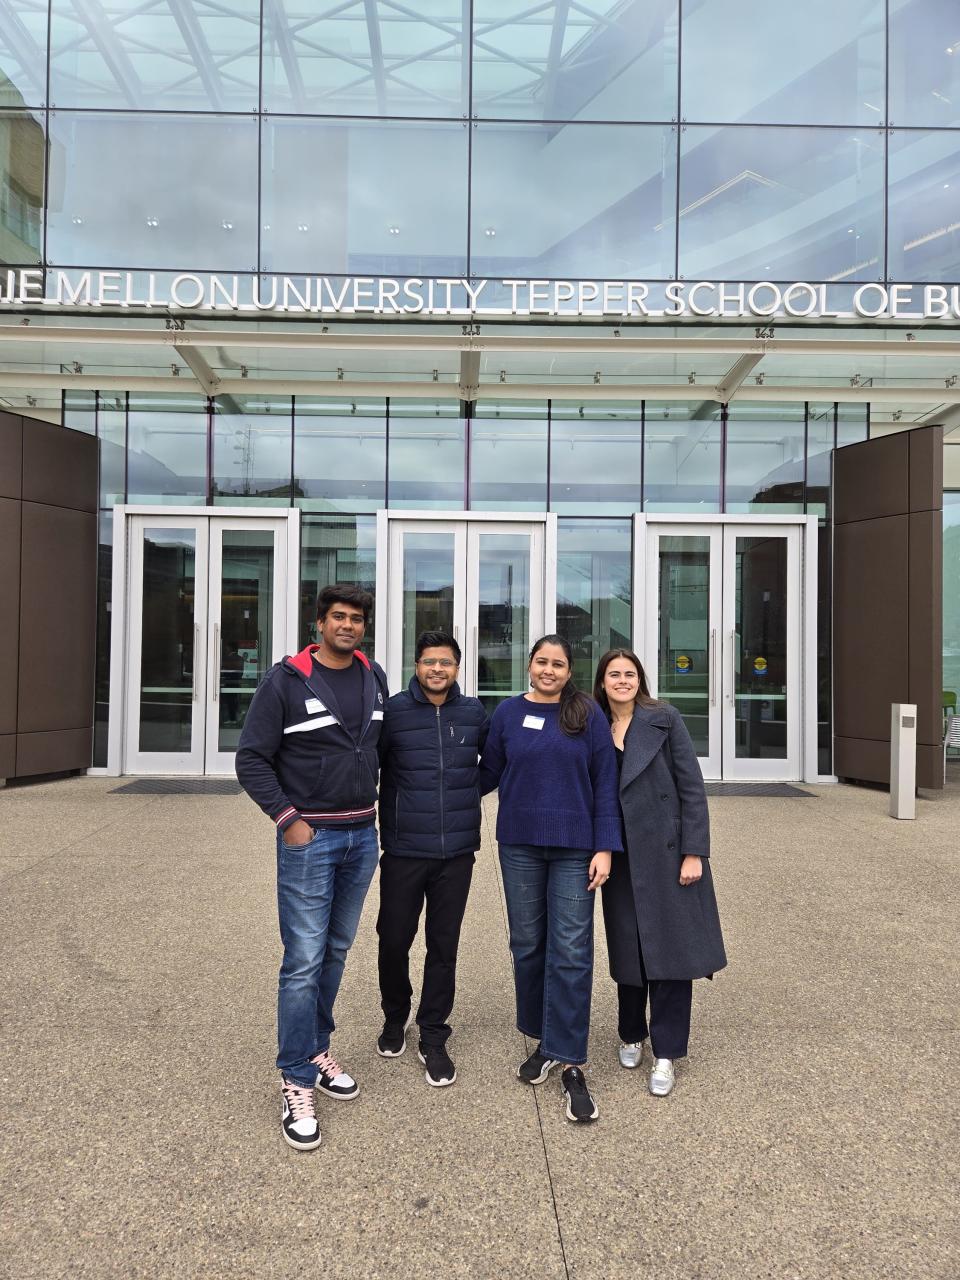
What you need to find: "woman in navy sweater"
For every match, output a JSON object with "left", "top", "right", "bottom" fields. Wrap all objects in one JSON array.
[{"left": 479, "top": 634, "right": 621, "bottom": 1123}]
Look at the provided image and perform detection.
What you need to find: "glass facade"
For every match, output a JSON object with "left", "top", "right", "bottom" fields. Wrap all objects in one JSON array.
[{"left": 1, "top": 0, "right": 959, "bottom": 284}]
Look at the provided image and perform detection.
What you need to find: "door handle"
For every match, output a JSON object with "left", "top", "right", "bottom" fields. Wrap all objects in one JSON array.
[
  {"left": 193, "top": 625, "right": 200, "bottom": 702},
  {"left": 212, "top": 623, "right": 220, "bottom": 701},
  {"left": 727, "top": 629, "right": 737, "bottom": 705},
  {"left": 472, "top": 625, "right": 478, "bottom": 688},
  {"left": 709, "top": 628, "right": 717, "bottom": 707}
]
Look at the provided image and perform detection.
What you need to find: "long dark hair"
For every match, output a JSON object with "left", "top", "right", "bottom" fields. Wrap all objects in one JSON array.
[
  {"left": 529, "top": 634, "right": 592, "bottom": 736},
  {"left": 593, "top": 648, "right": 657, "bottom": 721}
]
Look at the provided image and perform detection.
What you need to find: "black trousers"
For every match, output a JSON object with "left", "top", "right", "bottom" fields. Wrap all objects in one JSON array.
[
  {"left": 376, "top": 851, "right": 475, "bottom": 1047},
  {"left": 617, "top": 951, "right": 693, "bottom": 1060}
]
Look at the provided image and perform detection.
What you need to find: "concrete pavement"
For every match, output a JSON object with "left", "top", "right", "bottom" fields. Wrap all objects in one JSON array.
[{"left": 0, "top": 772, "right": 958, "bottom": 1279}]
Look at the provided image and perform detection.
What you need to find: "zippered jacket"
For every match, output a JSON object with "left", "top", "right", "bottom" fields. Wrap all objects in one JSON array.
[
  {"left": 236, "top": 645, "right": 388, "bottom": 833},
  {"left": 378, "top": 677, "right": 489, "bottom": 859}
]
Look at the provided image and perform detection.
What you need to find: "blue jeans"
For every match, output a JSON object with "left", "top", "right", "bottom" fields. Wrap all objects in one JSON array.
[
  {"left": 276, "top": 823, "right": 378, "bottom": 1087},
  {"left": 498, "top": 844, "right": 595, "bottom": 1066}
]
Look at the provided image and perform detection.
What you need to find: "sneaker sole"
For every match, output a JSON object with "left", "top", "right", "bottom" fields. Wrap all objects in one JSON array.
[
  {"left": 315, "top": 1082, "right": 359, "bottom": 1101},
  {"left": 649, "top": 1082, "right": 674, "bottom": 1097},
  {"left": 282, "top": 1129, "right": 322, "bottom": 1151},
  {"left": 377, "top": 1015, "right": 413, "bottom": 1058},
  {"left": 563, "top": 1093, "right": 599, "bottom": 1123},
  {"left": 517, "top": 1061, "right": 559, "bottom": 1086},
  {"left": 418, "top": 1050, "right": 457, "bottom": 1087}
]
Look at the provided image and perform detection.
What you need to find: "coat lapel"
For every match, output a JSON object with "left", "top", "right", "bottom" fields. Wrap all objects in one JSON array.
[{"left": 619, "top": 705, "right": 672, "bottom": 790}]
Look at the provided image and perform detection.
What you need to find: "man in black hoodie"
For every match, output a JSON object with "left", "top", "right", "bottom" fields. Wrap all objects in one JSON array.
[
  {"left": 236, "top": 584, "right": 387, "bottom": 1152},
  {"left": 375, "top": 630, "right": 488, "bottom": 1088}
]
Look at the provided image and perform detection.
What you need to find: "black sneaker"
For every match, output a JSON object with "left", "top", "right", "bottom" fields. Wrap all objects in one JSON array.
[
  {"left": 418, "top": 1043, "right": 457, "bottom": 1087},
  {"left": 517, "top": 1046, "right": 560, "bottom": 1085},
  {"left": 377, "top": 1014, "right": 412, "bottom": 1058},
  {"left": 309, "top": 1049, "right": 359, "bottom": 1100},
  {"left": 561, "top": 1066, "right": 599, "bottom": 1123},
  {"left": 280, "top": 1077, "right": 322, "bottom": 1151}
]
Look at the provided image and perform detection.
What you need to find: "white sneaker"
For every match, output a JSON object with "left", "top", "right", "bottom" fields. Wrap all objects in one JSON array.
[
  {"left": 618, "top": 1041, "right": 644, "bottom": 1069},
  {"left": 649, "top": 1058, "right": 675, "bottom": 1097}
]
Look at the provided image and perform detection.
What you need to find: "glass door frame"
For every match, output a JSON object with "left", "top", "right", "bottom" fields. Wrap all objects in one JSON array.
[
  {"left": 634, "top": 514, "right": 821, "bottom": 784},
  {"left": 100, "top": 506, "right": 300, "bottom": 777},
  {"left": 376, "top": 510, "right": 557, "bottom": 700}
]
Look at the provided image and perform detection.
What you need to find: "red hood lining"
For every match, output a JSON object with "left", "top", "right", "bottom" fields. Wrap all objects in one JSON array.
[{"left": 287, "top": 644, "right": 371, "bottom": 676}]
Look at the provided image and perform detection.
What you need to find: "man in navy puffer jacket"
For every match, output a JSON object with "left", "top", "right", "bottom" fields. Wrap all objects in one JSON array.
[{"left": 376, "top": 630, "right": 488, "bottom": 1087}]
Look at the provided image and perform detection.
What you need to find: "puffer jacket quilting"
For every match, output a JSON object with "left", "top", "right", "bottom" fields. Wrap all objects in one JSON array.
[{"left": 378, "top": 678, "right": 489, "bottom": 858}]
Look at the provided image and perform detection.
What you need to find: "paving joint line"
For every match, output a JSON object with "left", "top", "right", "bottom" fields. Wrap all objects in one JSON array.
[{"left": 486, "top": 799, "right": 571, "bottom": 1280}]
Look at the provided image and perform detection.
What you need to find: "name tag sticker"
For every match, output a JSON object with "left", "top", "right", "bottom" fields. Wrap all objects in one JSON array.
[
  {"left": 522, "top": 715, "right": 545, "bottom": 730},
  {"left": 304, "top": 698, "right": 325, "bottom": 715}
]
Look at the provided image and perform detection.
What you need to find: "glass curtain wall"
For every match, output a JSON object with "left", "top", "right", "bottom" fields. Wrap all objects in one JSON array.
[{"left": 2, "top": 1, "right": 959, "bottom": 284}]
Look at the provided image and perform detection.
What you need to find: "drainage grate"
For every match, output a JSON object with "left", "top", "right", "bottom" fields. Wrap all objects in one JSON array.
[
  {"left": 703, "top": 783, "right": 815, "bottom": 798},
  {"left": 110, "top": 778, "right": 243, "bottom": 795}
]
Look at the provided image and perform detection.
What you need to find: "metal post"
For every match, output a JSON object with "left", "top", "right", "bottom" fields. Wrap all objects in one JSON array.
[{"left": 890, "top": 703, "right": 917, "bottom": 819}]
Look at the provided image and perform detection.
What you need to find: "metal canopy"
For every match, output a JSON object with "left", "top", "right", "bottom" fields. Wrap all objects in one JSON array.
[{"left": 1, "top": 316, "right": 960, "bottom": 427}]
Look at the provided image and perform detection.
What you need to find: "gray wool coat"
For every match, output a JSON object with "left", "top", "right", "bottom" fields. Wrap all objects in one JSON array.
[{"left": 601, "top": 702, "right": 727, "bottom": 983}]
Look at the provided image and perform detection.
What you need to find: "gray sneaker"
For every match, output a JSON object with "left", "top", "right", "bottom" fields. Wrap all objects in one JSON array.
[
  {"left": 649, "top": 1057, "right": 676, "bottom": 1096},
  {"left": 618, "top": 1041, "right": 644, "bottom": 1069}
]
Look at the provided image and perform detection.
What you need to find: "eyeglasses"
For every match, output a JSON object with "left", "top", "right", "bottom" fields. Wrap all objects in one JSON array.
[{"left": 418, "top": 657, "right": 457, "bottom": 668}]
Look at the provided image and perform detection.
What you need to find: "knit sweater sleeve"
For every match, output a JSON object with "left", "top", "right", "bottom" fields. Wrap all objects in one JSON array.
[
  {"left": 478, "top": 703, "right": 506, "bottom": 795},
  {"left": 588, "top": 709, "right": 623, "bottom": 853}
]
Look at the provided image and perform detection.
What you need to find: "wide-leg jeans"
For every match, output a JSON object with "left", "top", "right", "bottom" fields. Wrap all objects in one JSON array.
[
  {"left": 498, "top": 843, "right": 595, "bottom": 1067},
  {"left": 276, "top": 822, "right": 378, "bottom": 1087}
]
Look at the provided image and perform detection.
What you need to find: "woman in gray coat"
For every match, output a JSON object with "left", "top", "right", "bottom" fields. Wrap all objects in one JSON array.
[{"left": 594, "top": 649, "right": 726, "bottom": 1098}]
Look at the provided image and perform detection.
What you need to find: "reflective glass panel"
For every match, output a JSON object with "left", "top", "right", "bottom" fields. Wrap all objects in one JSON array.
[
  {"left": 212, "top": 402, "right": 292, "bottom": 504},
  {"left": 261, "top": 119, "right": 468, "bottom": 276},
  {"left": 817, "top": 518, "right": 832, "bottom": 774},
  {"left": 679, "top": 126, "right": 884, "bottom": 282},
  {"left": 549, "top": 410, "right": 642, "bottom": 513},
  {"left": 94, "top": 510, "right": 112, "bottom": 767},
  {"left": 471, "top": 0, "right": 678, "bottom": 122},
  {"left": 128, "top": 394, "right": 208, "bottom": 504},
  {"left": 470, "top": 414, "right": 548, "bottom": 510},
  {"left": 63, "top": 390, "right": 96, "bottom": 435},
  {"left": 49, "top": 0, "right": 260, "bottom": 110},
  {"left": 299, "top": 515, "right": 376, "bottom": 654},
  {"left": 389, "top": 413, "right": 465, "bottom": 509},
  {"left": 0, "top": 2, "right": 48, "bottom": 107},
  {"left": 656, "top": 535, "right": 710, "bottom": 754},
  {"left": 643, "top": 406, "right": 721, "bottom": 511},
  {"left": 295, "top": 400, "right": 386, "bottom": 512},
  {"left": 263, "top": 0, "right": 466, "bottom": 117},
  {"left": 98, "top": 396, "right": 127, "bottom": 507},
  {"left": 476, "top": 533, "right": 531, "bottom": 715},
  {"left": 806, "top": 403, "right": 835, "bottom": 516},
  {"left": 556, "top": 519, "right": 631, "bottom": 692},
  {"left": 944, "top": 494, "right": 960, "bottom": 715},
  {"left": 216, "top": 531, "right": 274, "bottom": 753},
  {"left": 0, "top": 110, "right": 43, "bottom": 264},
  {"left": 681, "top": 0, "right": 883, "bottom": 125},
  {"left": 47, "top": 113, "right": 259, "bottom": 270},
  {"left": 734, "top": 535, "right": 788, "bottom": 760},
  {"left": 887, "top": 130, "right": 960, "bottom": 282},
  {"left": 402, "top": 532, "right": 456, "bottom": 687},
  {"left": 725, "top": 406, "right": 805, "bottom": 514},
  {"left": 889, "top": 0, "right": 960, "bottom": 128},
  {"left": 470, "top": 123, "right": 677, "bottom": 279},
  {"left": 138, "top": 527, "right": 197, "bottom": 753}
]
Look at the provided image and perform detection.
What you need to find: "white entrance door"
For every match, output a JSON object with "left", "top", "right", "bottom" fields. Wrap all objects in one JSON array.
[
  {"left": 644, "top": 522, "right": 802, "bottom": 781},
  {"left": 124, "top": 514, "right": 289, "bottom": 774},
  {"left": 384, "top": 517, "right": 547, "bottom": 714}
]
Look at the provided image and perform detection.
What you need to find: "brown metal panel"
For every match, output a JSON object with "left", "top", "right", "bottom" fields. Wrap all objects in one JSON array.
[
  {"left": 0, "top": 497, "right": 20, "bottom": 735},
  {"left": 18, "top": 503, "right": 96, "bottom": 734},
  {"left": 909, "top": 509, "right": 944, "bottom": 756},
  {"left": 833, "top": 433, "right": 909, "bottom": 525},
  {"left": 21, "top": 418, "right": 99, "bottom": 514},
  {"left": 833, "top": 515, "right": 909, "bottom": 743},
  {"left": 0, "top": 412, "right": 23, "bottom": 500},
  {"left": 0, "top": 734, "right": 15, "bottom": 778},
  {"left": 833, "top": 736, "right": 891, "bottom": 785},
  {"left": 909, "top": 426, "right": 945, "bottom": 514},
  {"left": 15, "top": 726, "right": 93, "bottom": 777}
]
